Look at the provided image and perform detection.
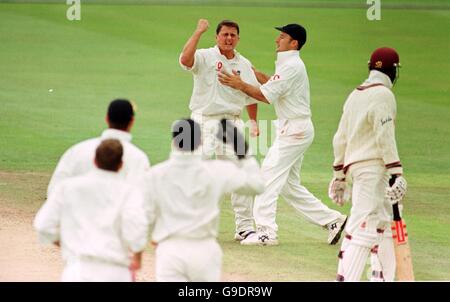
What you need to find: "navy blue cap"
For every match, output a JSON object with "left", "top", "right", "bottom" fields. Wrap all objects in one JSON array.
[{"left": 275, "top": 24, "right": 307, "bottom": 48}]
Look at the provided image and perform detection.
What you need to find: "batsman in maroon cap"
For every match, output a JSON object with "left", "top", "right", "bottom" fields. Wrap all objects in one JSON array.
[{"left": 329, "top": 47, "right": 407, "bottom": 281}]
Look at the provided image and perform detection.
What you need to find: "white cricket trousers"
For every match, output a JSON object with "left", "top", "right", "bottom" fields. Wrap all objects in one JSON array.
[
  {"left": 155, "top": 237, "right": 222, "bottom": 282},
  {"left": 61, "top": 257, "right": 132, "bottom": 282},
  {"left": 254, "top": 118, "right": 341, "bottom": 235},
  {"left": 191, "top": 112, "right": 255, "bottom": 233},
  {"left": 337, "top": 161, "right": 394, "bottom": 281}
]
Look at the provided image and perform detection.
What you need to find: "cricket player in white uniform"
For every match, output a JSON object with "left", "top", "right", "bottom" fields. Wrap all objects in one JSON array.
[
  {"left": 47, "top": 99, "right": 150, "bottom": 196},
  {"left": 329, "top": 47, "right": 407, "bottom": 281},
  {"left": 219, "top": 24, "right": 347, "bottom": 246},
  {"left": 179, "top": 19, "right": 262, "bottom": 242},
  {"left": 34, "top": 139, "right": 148, "bottom": 282},
  {"left": 143, "top": 119, "right": 264, "bottom": 281}
]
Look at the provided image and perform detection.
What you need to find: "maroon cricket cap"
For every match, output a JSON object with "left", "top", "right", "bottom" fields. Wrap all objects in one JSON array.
[{"left": 369, "top": 47, "right": 400, "bottom": 70}]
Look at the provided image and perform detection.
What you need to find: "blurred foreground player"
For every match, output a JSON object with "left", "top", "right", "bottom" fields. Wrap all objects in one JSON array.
[
  {"left": 47, "top": 99, "right": 150, "bottom": 195},
  {"left": 144, "top": 119, "right": 264, "bottom": 281},
  {"left": 34, "top": 139, "right": 148, "bottom": 282}
]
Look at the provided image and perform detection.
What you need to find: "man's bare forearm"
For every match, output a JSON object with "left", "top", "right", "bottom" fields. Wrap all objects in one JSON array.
[
  {"left": 253, "top": 68, "right": 270, "bottom": 84},
  {"left": 180, "top": 19, "right": 209, "bottom": 68},
  {"left": 180, "top": 31, "right": 203, "bottom": 68},
  {"left": 241, "top": 83, "right": 269, "bottom": 104}
]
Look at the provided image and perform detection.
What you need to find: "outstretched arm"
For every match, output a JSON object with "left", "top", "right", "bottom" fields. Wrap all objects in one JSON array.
[
  {"left": 252, "top": 67, "right": 270, "bottom": 84},
  {"left": 179, "top": 19, "right": 209, "bottom": 68},
  {"left": 218, "top": 70, "right": 269, "bottom": 104}
]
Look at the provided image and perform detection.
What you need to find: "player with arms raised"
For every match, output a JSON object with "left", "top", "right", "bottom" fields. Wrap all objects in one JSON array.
[{"left": 179, "top": 19, "right": 261, "bottom": 242}]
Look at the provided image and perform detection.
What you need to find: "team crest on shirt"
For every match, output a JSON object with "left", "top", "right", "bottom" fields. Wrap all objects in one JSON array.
[
  {"left": 216, "top": 61, "right": 223, "bottom": 71},
  {"left": 272, "top": 74, "right": 281, "bottom": 80}
]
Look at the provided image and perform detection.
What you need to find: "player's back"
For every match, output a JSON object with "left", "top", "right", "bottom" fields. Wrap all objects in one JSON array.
[
  {"left": 56, "top": 169, "right": 142, "bottom": 266},
  {"left": 146, "top": 153, "right": 263, "bottom": 243},
  {"left": 147, "top": 155, "right": 229, "bottom": 242},
  {"left": 47, "top": 130, "right": 150, "bottom": 195},
  {"left": 340, "top": 85, "right": 395, "bottom": 165}
]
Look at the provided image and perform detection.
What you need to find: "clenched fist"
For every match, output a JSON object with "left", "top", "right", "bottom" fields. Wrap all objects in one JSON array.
[{"left": 196, "top": 19, "right": 209, "bottom": 34}]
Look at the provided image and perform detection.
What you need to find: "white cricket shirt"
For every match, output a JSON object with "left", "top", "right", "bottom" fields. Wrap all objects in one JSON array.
[
  {"left": 180, "top": 45, "right": 259, "bottom": 116},
  {"left": 260, "top": 50, "right": 311, "bottom": 120},
  {"left": 333, "top": 70, "right": 403, "bottom": 177},
  {"left": 47, "top": 129, "right": 150, "bottom": 196},
  {"left": 143, "top": 152, "right": 264, "bottom": 243},
  {"left": 34, "top": 168, "right": 149, "bottom": 267}
]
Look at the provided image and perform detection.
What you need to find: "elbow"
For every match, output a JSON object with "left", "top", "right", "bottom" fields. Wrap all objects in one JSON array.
[
  {"left": 179, "top": 56, "right": 188, "bottom": 66},
  {"left": 180, "top": 55, "right": 193, "bottom": 68}
]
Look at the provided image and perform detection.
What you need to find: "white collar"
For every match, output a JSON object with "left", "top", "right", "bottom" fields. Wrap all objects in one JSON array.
[
  {"left": 276, "top": 50, "right": 299, "bottom": 66},
  {"left": 91, "top": 167, "right": 121, "bottom": 178},
  {"left": 170, "top": 150, "right": 203, "bottom": 163},
  {"left": 362, "top": 70, "right": 393, "bottom": 89},
  {"left": 101, "top": 128, "right": 132, "bottom": 142},
  {"left": 213, "top": 45, "right": 239, "bottom": 61}
]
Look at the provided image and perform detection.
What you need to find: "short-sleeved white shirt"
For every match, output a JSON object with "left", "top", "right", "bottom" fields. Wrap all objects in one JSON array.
[
  {"left": 180, "top": 46, "right": 259, "bottom": 116},
  {"left": 260, "top": 50, "right": 311, "bottom": 120}
]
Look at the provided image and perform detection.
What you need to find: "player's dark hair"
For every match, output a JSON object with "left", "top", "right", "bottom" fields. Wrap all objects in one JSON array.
[
  {"left": 216, "top": 20, "right": 240, "bottom": 35},
  {"left": 95, "top": 139, "right": 123, "bottom": 172},
  {"left": 172, "top": 119, "right": 201, "bottom": 152},
  {"left": 107, "top": 99, "right": 135, "bottom": 130}
]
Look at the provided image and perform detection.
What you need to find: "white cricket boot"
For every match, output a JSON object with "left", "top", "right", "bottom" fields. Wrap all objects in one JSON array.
[
  {"left": 327, "top": 215, "right": 348, "bottom": 245},
  {"left": 240, "top": 230, "right": 279, "bottom": 246},
  {"left": 257, "top": 233, "right": 279, "bottom": 246},
  {"left": 234, "top": 230, "right": 256, "bottom": 241}
]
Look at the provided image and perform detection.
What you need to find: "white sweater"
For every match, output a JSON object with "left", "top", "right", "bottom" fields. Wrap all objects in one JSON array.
[
  {"left": 333, "top": 70, "right": 403, "bottom": 178},
  {"left": 47, "top": 129, "right": 150, "bottom": 196},
  {"left": 34, "top": 169, "right": 148, "bottom": 267},
  {"left": 143, "top": 152, "right": 264, "bottom": 243}
]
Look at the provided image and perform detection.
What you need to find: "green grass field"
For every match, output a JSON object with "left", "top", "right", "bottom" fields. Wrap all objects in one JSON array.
[{"left": 1, "top": 1, "right": 449, "bottom": 280}]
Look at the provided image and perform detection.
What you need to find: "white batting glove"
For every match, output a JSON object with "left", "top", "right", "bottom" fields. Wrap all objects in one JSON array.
[
  {"left": 385, "top": 175, "right": 407, "bottom": 205},
  {"left": 328, "top": 178, "right": 347, "bottom": 206}
]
